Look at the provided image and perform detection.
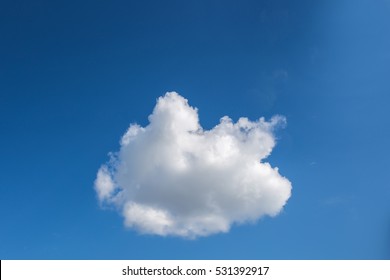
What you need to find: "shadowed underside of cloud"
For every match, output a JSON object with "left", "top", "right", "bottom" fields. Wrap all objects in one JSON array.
[{"left": 95, "top": 92, "right": 292, "bottom": 238}]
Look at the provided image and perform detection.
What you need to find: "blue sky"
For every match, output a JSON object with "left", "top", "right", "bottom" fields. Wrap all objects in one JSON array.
[{"left": 1, "top": 0, "right": 389, "bottom": 259}]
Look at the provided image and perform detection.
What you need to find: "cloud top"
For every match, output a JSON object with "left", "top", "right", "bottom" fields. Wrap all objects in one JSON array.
[{"left": 95, "top": 92, "right": 291, "bottom": 238}]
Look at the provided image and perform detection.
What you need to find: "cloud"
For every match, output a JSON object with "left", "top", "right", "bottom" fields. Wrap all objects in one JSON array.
[{"left": 95, "top": 92, "right": 292, "bottom": 238}]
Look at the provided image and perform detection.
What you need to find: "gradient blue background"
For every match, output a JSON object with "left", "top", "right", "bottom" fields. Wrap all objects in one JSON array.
[{"left": 1, "top": 0, "right": 389, "bottom": 259}]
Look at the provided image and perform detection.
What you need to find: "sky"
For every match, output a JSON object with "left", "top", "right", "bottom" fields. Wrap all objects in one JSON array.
[{"left": 1, "top": 0, "right": 390, "bottom": 259}]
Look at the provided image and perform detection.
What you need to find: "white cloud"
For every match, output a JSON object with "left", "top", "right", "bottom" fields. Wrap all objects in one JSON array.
[{"left": 94, "top": 92, "right": 292, "bottom": 238}]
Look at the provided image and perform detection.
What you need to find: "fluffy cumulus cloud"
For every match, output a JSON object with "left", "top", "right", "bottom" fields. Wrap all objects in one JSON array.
[{"left": 95, "top": 92, "right": 292, "bottom": 238}]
